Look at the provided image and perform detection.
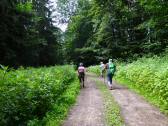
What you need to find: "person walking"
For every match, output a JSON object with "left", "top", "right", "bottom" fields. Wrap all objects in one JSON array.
[
  {"left": 105, "top": 59, "right": 116, "bottom": 90},
  {"left": 100, "top": 62, "right": 105, "bottom": 78},
  {"left": 77, "top": 63, "right": 85, "bottom": 88}
]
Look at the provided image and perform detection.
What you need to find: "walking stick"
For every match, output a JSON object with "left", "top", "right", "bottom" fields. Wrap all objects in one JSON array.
[{"left": 103, "top": 70, "right": 105, "bottom": 84}]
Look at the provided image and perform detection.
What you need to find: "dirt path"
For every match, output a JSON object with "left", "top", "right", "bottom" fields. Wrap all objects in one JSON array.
[
  {"left": 96, "top": 74, "right": 168, "bottom": 126},
  {"left": 63, "top": 73, "right": 168, "bottom": 126},
  {"left": 62, "top": 74, "right": 105, "bottom": 126}
]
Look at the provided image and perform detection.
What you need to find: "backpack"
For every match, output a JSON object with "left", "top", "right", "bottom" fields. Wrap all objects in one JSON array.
[{"left": 109, "top": 63, "right": 115, "bottom": 74}]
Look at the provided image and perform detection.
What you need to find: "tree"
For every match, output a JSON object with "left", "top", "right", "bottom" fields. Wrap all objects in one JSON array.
[
  {"left": 64, "top": 0, "right": 168, "bottom": 65},
  {"left": 0, "top": 0, "right": 64, "bottom": 67}
]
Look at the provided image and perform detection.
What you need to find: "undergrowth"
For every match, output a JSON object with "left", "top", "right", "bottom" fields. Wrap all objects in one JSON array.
[{"left": 0, "top": 65, "right": 80, "bottom": 126}]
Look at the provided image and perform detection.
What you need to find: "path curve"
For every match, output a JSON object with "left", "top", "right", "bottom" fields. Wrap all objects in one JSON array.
[{"left": 62, "top": 74, "right": 105, "bottom": 126}]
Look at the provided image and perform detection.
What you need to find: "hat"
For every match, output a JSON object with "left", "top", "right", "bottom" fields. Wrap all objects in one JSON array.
[
  {"left": 109, "top": 59, "right": 112, "bottom": 62},
  {"left": 79, "top": 63, "right": 83, "bottom": 66}
]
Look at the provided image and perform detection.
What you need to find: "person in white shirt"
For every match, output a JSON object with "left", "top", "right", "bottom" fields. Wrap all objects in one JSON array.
[{"left": 100, "top": 62, "right": 105, "bottom": 78}]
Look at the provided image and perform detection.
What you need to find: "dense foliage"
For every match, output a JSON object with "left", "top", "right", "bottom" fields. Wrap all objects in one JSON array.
[
  {"left": 61, "top": 0, "right": 168, "bottom": 65},
  {"left": 1, "top": 0, "right": 167, "bottom": 66},
  {"left": 0, "top": 65, "right": 80, "bottom": 125},
  {"left": 0, "top": 0, "right": 63, "bottom": 67},
  {"left": 115, "top": 55, "right": 168, "bottom": 115},
  {"left": 87, "top": 65, "right": 100, "bottom": 75}
]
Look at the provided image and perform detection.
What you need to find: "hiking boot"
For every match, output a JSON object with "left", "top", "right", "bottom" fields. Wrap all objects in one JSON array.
[{"left": 109, "top": 85, "right": 113, "bottom": 90}]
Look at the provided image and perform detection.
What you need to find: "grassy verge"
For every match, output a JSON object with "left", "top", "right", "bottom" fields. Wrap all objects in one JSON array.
[
  {"left": 91, "top": 78, "right": 124, "bottom": 126},
  {"left": 43, "top": 81, "right": 80, "bottom": 126}
]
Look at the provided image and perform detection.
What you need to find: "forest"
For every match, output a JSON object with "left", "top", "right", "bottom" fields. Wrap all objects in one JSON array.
[
  {"left": 1, "top": 0, "right": 168, "bottom": 67},
  {"left": 0, "top": 0, "right": 168, "bottom": 126}
]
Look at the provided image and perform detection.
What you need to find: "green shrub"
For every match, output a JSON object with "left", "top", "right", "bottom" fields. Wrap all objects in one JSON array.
[
  {"left": 0, "top": 65, "right": 80, "bottom": 126},
  {"left": 87, "top": 65, "right": 100, "bottom": 75},
  {"left": 115, "top": 55, "right": 168, "bottom": 114}
]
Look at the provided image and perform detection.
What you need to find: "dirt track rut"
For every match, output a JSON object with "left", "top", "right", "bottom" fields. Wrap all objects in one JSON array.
[
  {"left": 62, "top": 75, "right": 105, "bottom": 126},
  {"left": 98, "top": 75, "right": 168, "bottom": 126},
  {"left": 63, "top": 73, "right": 168, "bottom": 126}
]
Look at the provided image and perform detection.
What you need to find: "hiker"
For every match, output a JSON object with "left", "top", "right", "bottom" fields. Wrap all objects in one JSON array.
[
  {"left": 77, "top": 63, "right": 85, "bottom": 87},
  {"left": 105, "top": 59, "right": 116, "bottom": 90},
  {"left": 100, "top": 62, "right": 105, "bottom": 77}
]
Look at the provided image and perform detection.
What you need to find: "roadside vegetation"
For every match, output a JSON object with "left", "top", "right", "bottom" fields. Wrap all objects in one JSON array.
[
  {"left": 0, "top": 65, "right": 80, "bottom": 126},
  {"left": 115, "top": 54, "right": 168, "bottom": 115}
]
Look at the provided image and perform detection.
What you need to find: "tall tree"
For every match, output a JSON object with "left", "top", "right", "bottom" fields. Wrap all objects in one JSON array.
[
  {"left": 0, "top": 0, "right": 63, "bottom": 67},
  {"left": 64, "top": 0, "right": 168, "bottom": 65}
]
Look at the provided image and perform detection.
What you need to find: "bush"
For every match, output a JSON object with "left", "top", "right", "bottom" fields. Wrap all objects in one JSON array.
[
  {"left": 115, "top": 55, "right": 168, "bottom": 114},
  {"left": 0, "top": 65, "right": 80, "bottom": 126},
  {"left": 87, "top": 65, "right": 100, "bottom": 75}
]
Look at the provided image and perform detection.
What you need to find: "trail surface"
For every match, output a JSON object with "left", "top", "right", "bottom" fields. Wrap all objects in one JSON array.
[
  {"left": 63, "top": 73, "right": 168, "bottom": 126},
  {"left": 97, "top": 74, "right": 168, "bottom": 126},
  {"left": 62, "top": 74, "right": 105, "bottom": 126}
]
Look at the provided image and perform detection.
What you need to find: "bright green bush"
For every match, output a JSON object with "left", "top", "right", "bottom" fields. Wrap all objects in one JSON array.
[
  {"left": 0, "top": 66, "right": 80, "bottom": 126},
  {"left": 87, "top": 65, "right": 100, "bottom": 75},
  {"left": 115, "top": 55, "right": 168, "bottom": 114}
]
